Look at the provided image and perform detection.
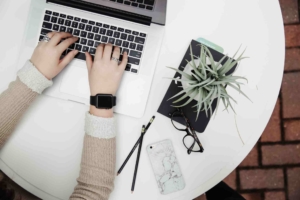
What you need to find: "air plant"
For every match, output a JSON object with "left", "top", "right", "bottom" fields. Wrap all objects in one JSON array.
[{"left": 166, "top": 44, "right": 251, "bottom": 120}]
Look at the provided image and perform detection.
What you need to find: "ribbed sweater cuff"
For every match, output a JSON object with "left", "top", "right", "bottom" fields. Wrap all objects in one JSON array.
[
  {"left": 85, "top": 112, "right": 117, "bottom": 139},
  {"left": 17, "top": 60, "right": 53, "bottom": 94}
]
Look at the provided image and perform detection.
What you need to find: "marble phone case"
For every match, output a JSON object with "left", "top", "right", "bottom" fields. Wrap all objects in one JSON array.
[{"left": 146, "top": 139, "right": 185, "bottom": 195}]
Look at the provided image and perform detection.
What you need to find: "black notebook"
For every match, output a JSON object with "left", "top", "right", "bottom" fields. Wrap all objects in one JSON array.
[{"left": 157, "top": 39, "right": 237, "bottom": 133}]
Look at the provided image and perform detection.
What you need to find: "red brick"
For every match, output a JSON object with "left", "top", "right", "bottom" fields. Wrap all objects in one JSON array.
[
  {"left": 284, "top": 48, "right": 300, "bottom": 71},
  {"left": 261, "top": 99, "right": 281, "bottom": 142},
  {"left": 240, "top": 169, "right": 284, "bottom": 189},
  {"left": 194, "top": 194, "right": 207, "bottom": 200},
  {"left": 282, "top": 72, "right": 300, "bottom": 118},
  {"left": 287, "top": 167, "right": 300, "bottom": 200},
  {"left": 223, "top": 170, "right": 236, "bottom": 190},
  {"left": 240, "top": 145, "right": 258, "bottom": 166},
  {"left": 241, "top": 193, "right": 262, "bottom": 200},
  {"left": 279, "top": 0, "right": 299, "bottom": 24},
  {"left": 265, "top": 191, "right": 286, "bottom": 200},
  {"left": 262, "top": 144, "right": 300, "bottom": 165},
  {"left": 285, "top": 25, "right": 300, "bottom": 47},
  {"left": 284, "top": 120, "right": 300, "bottom": 141}
]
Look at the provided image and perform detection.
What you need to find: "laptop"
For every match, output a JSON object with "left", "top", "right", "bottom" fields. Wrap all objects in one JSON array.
[{"left": 16, "top": 0, "right": 166, "bottom": 118}]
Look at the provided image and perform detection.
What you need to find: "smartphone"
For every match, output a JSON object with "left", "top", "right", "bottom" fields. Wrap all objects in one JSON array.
[{"left": 146, "top": 139, "right": 185, "bottom": 195}]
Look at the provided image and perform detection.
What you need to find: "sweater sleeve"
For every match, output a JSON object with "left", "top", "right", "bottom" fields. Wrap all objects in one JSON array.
[
  {"left": 0, "top": 60, "right": 53, "bottom": 148},
  {"left": 70, "top": 113, "right": 117, "bottom": 200}
]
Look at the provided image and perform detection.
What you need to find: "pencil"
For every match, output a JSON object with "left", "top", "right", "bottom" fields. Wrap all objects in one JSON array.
[
  {"left": 117, "top": 116, "right": 155, "bottom": 176},
  {"left": 131, "top": 125, "right": 145, "bottom": 193}
]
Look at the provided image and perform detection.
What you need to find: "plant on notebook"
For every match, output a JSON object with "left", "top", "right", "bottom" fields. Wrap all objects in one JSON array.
[{"left": 166, "top": 44, "right": 251, "bottom": 120}]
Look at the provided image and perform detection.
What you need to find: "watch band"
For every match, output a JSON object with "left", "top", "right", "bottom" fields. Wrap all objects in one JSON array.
[{"left": 90, "top": 95, "right": 116, "bottom": 108}]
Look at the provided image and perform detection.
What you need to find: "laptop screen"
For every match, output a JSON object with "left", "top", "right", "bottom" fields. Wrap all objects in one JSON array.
[{"left": 81, "top": 0, "right": 167, "bottom": 25}]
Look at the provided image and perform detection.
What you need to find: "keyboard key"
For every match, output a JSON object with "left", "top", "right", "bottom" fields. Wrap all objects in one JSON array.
[
  {"left": 103, "top": 24, "right": 109, "bottom": 28},
  {"left": 42, "top": 22, "right": 52, "bottom": 29},
  {"left": 118, "top": 27, "right": 124, "bottom": 32},
  {"left": 89, "top": 48, "right": 96, "bottom": 54},
  {"left": 127, "top": 35, "right": 134, "bottom": 41},
  {"left": 115, "top": 39, "right": 122, "bottom": 46},
  {"left": 128, "top": 57, "right": 140, "bottom": 65},
  {"left": 131, "top": 69, "right": 138, "bottom": 73},
  {"left": 53, "top": 12, "right": 59, "bottom": 16},
  {"left": 139, "top": 33, "right": 146, "bottom": 37},
  {"left": 39, "top": 35, "right": 44, "bottom": 41},
  {"left": 45, "top": 10, "right": 52, "bottom": 15},
  {"left": 132, "top": 31, "right": 139, "bottom": 35},
  {"left": 81, "top": 19, "right": 88, "bottom": 23},
  {"left": 139, "top": 4, "right": 145, "bottom": 8},
  {"left": 110, "top": 0, "right": 116, "bottom": 1},
  {"left": 85, "top": 25, "right": 92, "bottom": 31},
  {"left": 130, "top": 0, "right": 136, "bottom": 1},
  {"left": 80, "top": 31, "right": 87, "bottom": 38},
  {"left": 88, "top": 40, "right": 94, "bottom": 47},
  {"left": 137, "top": 0, "right": 143, "bottom": 2},
  {"left": 74, "top": 52, "right": 86, "bottom": 60},
  {"left": 44, "top": 15, "right": 51, "bottom": 21},
  {"left": 122, "top": 41, "right": 129, "bottom": 48},
  {"left": 82, "top": 46, "right": 89, "bottom": 52},
  {"left": 121, "top": 33, "right": 127, "bottom": 40},
  {"left": 96, "top": 22, "right": 102, "bottom": 27},
  {"left": 100, "top": 28, "right": 106, "bottom": 35},
  {"left": 144, "top": 0, "right": 154, "bottom": 5},
  {"left": 110, "top": 26, "right": 117, "bottom": 30},
  {"left": 124, "top": 1, "right": 130, "bottom": 5},
  {"left": 41, "top": 29, "right": 51, "bottom": 35},
  {"left": 113, "top": 32, "right": 120, "bottom": 38},
  {"left": 67, "top": 28, "right": 73, "bottom": 34},
  {"left": 117, "top": 0, "right": 124, "bottom": 3},
  {"left": 123, "top": 48, "right": 129, "bottom": 54},
  {"left": 67, "top": 15, "right": 74, "bottom": 20},
  {"left": 60, "top": 14, "right": 66, "bottom": 18},
  {"left": 71, "top": 22, "right": 79, "bottom": 28},
  {"left": 125, "top": 29, "right": 131, "bottom": 34},
  {"left": 74, "top": 17, "right": 81, "bottom": 21},
  {"left": 87, "top": 33, "right": 94, "bottom": 39},
  {"left": 94, "top": 34, "right": 101, "bottom": 41},
  {"left": 53, "top": 24, "right": 59, "bottom": 31},
  {"left": 108, "top": 38, "right": 115, "bottom": 44},
  {"left": 94, "top": 42, "right": 101, "bottom": 47},
  {"left": 125, "top": 64, "right": 131, "bottom": 71},
  {"left": 135, "top": 36, "right": 145, "bottom": 44},
  {"left": 136, "top": 44, "right": 143, "bottom": 51},
  {"left": 58, "top": 18, "right": 64, "bottom": 25},
  {"left": 101, "top": 36, "right": 108, "bottom": 43},
  {"left": 66, "top": 49, "right": 73, "bottom": 54},
  {"left": 119, "top": 47, "right": 123, "bottom": 53},
  {"left": 89, "top": 21, "right": 95, "bottom": 25},
  {"left": 65, "top": 20, "right": 71, "bottom": 26},
  {"left": 60, "top": 26, "right": 66, "bottom": 32},
  {"left": 80, "top": 38, "right": 87, "bottom": 45},
  {"left": 146, "top": 6, "right": 153, "bottom": 10},
  {"left": 69, "top": 43, "right": 75, "bottom": 49},
  {"left": 129, "top": 43, "right": 136, "bottom": 49},
  {"left": 130, "top": 50, "right": 142, "bottom": 58},
  {"left": 79, "top": 23, "right": 85, "bottom": 30},
  {"left": 106, "top": 30, "right": 113, "bottom": 36},
  {"left": 92, "top": 27, "right": 99, "bottom": 33},
  {"left": 73, "top": 29, "right": 80, "bottom": 36},
  {"left": 131, "top": 2, "right": 138, "bottom": 7},
  {"left": 51, "top": 17, "right": 58, "bottom": 23},
  {"left": 75, "top": 44, "right": 82, "bottom": 51}
]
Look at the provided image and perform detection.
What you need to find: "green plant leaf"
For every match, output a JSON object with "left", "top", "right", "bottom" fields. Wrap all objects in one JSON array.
[
  {"left": 227, "top": 83, "right": 252, "bottom": 102},
  {"left": 195, "top": 88, "right": 203, "bottom": 121},
  {"left": 172, "top": 89, "right": 198, "bottom": 107},
  {"left": 167, "top": 86, "right": 194, "bottom": 101},
  {"left": 166, "top": 67, "right": 194, "bottom": 80},
  {"left": 186, "top": 59, "right": 204, "bottom": 80},
  {"left": 192, "top": 86, "right": 214, "bottom": 107},
  {"left": 214, "top": 85, "right": 221, "bottom": 117},
  {"left": 163, "top": 77, "right": 197, "bottom": 84},
  {"left": 203, "top": 46, "right": 217, "bottom": 72},
  {"left": 189, "top": 77, "right": 212, "bottom": 87},
  {"left": 172, "top": 88, "right": 195, "bottom": 104},
  {"left": 215, "top": 54, "right": 228, "bottom": 70}
]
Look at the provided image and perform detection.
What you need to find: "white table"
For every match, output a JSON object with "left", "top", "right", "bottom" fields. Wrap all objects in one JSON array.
[{"left": 0, "top": 0, "right": 284, "bottom": 199}]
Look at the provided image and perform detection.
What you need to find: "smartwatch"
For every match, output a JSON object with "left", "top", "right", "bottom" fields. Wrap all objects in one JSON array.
[{"left": 90, "top": 94, "right": 116, "bottom": 109}]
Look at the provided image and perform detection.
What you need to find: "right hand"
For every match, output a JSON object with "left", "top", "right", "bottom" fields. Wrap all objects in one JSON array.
[{"left": 85, "top": 43, "right": 128, "bottom": 96}]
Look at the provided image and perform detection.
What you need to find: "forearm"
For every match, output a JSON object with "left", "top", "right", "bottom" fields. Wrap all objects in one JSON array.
[{"left": 0, "top": 61, "right": 52, "bottom": 148}]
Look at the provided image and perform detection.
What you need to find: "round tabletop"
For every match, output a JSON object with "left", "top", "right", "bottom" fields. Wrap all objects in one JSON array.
[{"left": 0, "top": 0, "right": 284, "bottom": 199}]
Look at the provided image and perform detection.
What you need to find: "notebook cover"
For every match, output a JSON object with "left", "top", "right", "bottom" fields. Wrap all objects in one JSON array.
[{"left": 157, "top": 40, "right": 237, "bottom": 133}]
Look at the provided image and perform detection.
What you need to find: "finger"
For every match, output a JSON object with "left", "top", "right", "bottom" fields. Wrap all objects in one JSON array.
[
  {"left": 103, "top": 43, "right": 113, "bottom": 62},
  {"left": 57, "top": 37, "right": 79, "bottom": 53},
  {"left": 48, "top": 32, "right": 73, "bottom": 46},
  {"left": 85, "top": 52, "right": 93, "bottom": 72},
  {"left": 58, "top": 50, "right": 79, "bottom": 69},
  {"left": 94, "top": 43, "right": 104, "bottom": 62},
  {"left": 111, "top": 46, "right": 121, "bottom": 64},
  {"left": 119, "top": 51, "right": 128, "bottom": 70}
]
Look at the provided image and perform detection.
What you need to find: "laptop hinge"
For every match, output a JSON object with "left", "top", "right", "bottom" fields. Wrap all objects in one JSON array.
[{"left": 46, "top": 0, "right": 152, "bottom": 26}]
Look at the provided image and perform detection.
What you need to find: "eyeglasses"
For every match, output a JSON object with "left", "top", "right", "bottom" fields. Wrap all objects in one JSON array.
[{"left": 170, "top": 108, "right": 204, "bottom": 154}]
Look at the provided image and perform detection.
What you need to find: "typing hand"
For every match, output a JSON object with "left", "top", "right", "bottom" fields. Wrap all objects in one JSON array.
[{"left": 31, "top": 32, "right": 79, "bottom": 80}]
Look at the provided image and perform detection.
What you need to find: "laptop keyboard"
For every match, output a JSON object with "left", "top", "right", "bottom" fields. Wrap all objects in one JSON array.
[
  {"left": 39, "top": 10, "right": 147, "bottom": 74},
  {"left": 110, "top": 0, "right": 155, "bottom": 10}
]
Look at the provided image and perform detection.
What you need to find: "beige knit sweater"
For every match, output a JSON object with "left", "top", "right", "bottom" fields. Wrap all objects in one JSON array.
[{"left": 0, "top": 61, "right": 116, "bottom": 200}]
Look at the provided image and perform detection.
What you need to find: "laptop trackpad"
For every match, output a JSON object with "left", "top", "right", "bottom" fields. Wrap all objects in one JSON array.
[{"left": 60, "top": 66, "right": 90, "bottom": 99}]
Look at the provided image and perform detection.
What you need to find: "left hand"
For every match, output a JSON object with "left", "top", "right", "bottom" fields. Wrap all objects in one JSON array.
[{"left": 30, "top": 32, "right": 79, "bottom": 80}]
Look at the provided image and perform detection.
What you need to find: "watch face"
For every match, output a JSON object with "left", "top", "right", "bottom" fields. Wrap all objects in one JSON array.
[{"left": 97, "top": 95, "right": 113, "bottom": 108}]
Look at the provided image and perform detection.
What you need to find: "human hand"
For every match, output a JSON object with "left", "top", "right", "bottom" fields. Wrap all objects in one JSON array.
[{"left": 30, "top": 32, "right": 79, "bottom": 80}]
